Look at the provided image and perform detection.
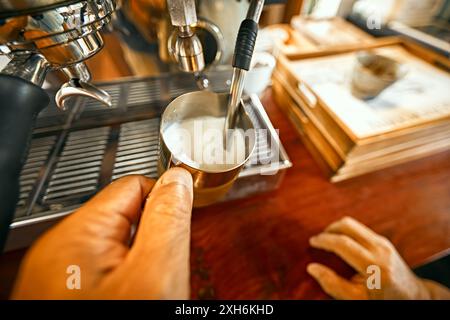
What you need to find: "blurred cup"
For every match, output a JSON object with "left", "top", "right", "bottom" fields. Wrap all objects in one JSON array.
[
  {"left": 351, "top": 51, "right": 407, "bottom": 100},
  {"left": 244, "top": 51, "right": 276, "bottom": 96}
]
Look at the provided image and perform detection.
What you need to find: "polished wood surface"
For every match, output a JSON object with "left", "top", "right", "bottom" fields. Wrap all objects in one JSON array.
[
  {"left": 189, "top": 90, "right": 450, "bottom": 299},
  {"left": 0, "top": 90, "right": 449, "bottom": 299}
]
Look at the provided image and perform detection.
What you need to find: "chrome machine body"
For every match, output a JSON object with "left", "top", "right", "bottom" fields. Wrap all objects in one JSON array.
[{"left": 0, "top": 0, "right": 116, "bottom": 107}]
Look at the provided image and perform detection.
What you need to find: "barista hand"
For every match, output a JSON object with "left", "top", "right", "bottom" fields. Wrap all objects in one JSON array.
[
  {"left": 12, "top": 168, "right": 193, "bottom": 299},
  {"left": 307, "top": 217, "right": 450, "bottom": 300}
]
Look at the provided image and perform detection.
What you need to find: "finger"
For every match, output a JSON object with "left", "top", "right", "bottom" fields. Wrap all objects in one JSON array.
[
  {"left": 307, "top": 263, "right": 367, "bottom": 300},
  {"left": 124, "top": 167, "right": 193, "bottom": 299},
  {"left": 72, "top": 175, "right": 155, "bottom": 244},
  {"left": 325, "top": 216, "right": 384, "bottom": 249},
  {"left": 310, "top": 233, "right": 373, "bottom": 274},
  {"left": 352, "top": 273, "right": 366, "bottom": 284}
]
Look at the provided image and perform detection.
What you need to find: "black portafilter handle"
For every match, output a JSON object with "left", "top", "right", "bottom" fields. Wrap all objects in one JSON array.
[
  {"left": 232, "top": 18, "right": 259, "bottom": 71},
  {"left": 0, "top": 74, "right": 49, "bottom": 252}
]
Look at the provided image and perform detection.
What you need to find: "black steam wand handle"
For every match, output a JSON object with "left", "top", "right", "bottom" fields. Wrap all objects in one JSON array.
[
  {"left": 225, "top": 0, "right": 264, "bottom": 133},
  {"left": 232, "top": 0, "right": 264, "bottom": 70},
  {"left": 232, "top": 18, "right": 259, "bottom": 71},
  {"left": 0, "top": 74, "right": 49, "bottom": 251}
]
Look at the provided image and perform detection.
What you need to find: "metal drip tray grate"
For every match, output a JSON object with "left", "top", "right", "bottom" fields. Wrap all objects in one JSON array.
[
  {"left": 16, "top": 136, "right": 56, "bottom": 213},
  {"left": 6, "top": 69, "right": 291, "bottom": 251},
  {"left": 44, "top": 127, "right": 111, "bottom": 202},
  {"left": 112, "top": 119, "right": 160, "bottom": 180}
]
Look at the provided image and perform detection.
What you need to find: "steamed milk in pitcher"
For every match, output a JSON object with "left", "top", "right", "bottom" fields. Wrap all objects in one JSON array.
[
  {"left": 163, "top": 115, "right": 247, "bottom": 171},
  {"left": 159, "top": 90, "right": 256, "bottom": 207}
]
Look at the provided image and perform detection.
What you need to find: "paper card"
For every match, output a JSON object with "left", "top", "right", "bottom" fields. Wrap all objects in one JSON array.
[{"left": 289, "top": 46, "right": 450, "bottom": 139}]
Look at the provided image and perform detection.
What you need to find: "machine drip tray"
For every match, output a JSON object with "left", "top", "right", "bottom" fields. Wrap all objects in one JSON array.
[{"left": 6, "top": 71, "right": 291, "bottom": 251}]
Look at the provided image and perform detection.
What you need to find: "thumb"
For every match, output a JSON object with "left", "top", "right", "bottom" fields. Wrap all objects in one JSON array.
[
  {"left": 124, "top": 167, "right": 193, "bottom": 299},
  {"left": 134, "top": 167, "right": 193, "bottom": 251}
]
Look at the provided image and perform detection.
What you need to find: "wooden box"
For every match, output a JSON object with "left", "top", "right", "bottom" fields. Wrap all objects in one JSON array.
[{"left": 272, "top": 37, "right": 450, "bottom": 182}]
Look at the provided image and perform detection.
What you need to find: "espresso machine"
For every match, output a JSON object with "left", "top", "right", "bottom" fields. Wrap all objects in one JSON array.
[
  {"left": 0, "top": 0, "right": 291, "bottom": 251},
  {"left": 0, "top": 0, "right": 119, "bottom": 250}
]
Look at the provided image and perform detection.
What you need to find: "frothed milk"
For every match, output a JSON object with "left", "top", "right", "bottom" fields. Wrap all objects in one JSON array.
[{"left": 163, "top": 116, "right": 247, "bottom": 171}]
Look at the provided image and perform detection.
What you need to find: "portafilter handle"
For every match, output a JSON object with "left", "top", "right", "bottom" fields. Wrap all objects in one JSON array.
[{"left": 0, "top": 74, "right": 49, "bottom": 251}]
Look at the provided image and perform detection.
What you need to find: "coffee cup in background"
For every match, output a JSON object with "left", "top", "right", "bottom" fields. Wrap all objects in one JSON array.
[
  {"left": 351, "top": 51, "right": 407, "bottom": 100},
  {"left": 244, "top": 52, "right": 276, "bottom": 96}
]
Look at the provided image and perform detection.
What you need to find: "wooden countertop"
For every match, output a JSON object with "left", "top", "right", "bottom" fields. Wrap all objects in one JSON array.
[
  {"left": 0, "top": 89, "right": 449, "bottom": 299},
  {"left": 189, "top": 90, "right": 450, "bottom": 299}
]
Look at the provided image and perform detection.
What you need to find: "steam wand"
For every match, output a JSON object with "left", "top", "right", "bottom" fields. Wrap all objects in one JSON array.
[{"left": 224, "top": 0, "right": 264, "bottom": 138}]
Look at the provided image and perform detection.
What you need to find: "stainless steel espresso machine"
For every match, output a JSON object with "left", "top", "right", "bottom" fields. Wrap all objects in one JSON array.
[
  {"left": 0, "top": 0, "right": 291, "bottom": 251},
  {"left": 0, "top": 0, "right": 118, "bottom": 250}
]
